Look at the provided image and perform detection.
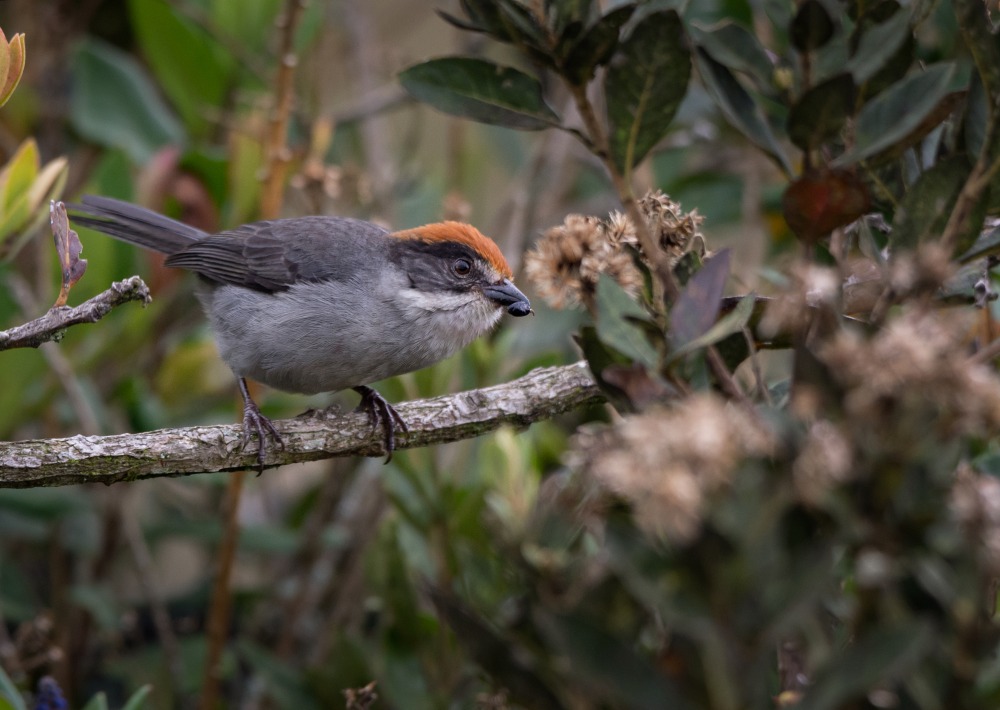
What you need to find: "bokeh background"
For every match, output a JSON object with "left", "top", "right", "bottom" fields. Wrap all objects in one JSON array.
[{"left": 0, "top": 0, "right": 983, "bottom": 708}]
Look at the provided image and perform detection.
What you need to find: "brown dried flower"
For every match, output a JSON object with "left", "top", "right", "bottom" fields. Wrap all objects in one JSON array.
[
  {"left": 524, "top": 190, "right": 703, "bottom": 310},
  {"left": 569, "top": 394, "right": 773, "bottom": 543},
  {"left": 792, "top": 420, "right": 854, "bottom": 505},
  {"left": 821, "top": 310, "right": 1000, "bottom": 441}
]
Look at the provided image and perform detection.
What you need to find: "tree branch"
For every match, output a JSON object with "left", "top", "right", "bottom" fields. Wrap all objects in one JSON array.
[
  {"left": 0, "top": 362, "right": 603, "bottom": 488},
  {"left": 0, "top": 276, "right": 151, "bottom": 351}
]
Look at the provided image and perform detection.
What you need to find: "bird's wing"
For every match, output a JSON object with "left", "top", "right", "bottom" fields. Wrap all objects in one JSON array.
[{"left": 164, "top": 217, "right": 390, "bottom": 292}]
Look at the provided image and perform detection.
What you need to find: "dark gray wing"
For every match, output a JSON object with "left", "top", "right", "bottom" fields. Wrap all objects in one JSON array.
[{"left": 164, "top": 216, "right": 390, "bottom": 292}]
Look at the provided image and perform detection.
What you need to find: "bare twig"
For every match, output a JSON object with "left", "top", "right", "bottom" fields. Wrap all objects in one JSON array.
[
  {"left": 0, "top": 362, "right": 602, "bottom": 487},
  {"left": 122, "top": 504, "right": 183, "bottom": 694},
  {"left": 0, "top": 276, "right": 151, "bottom": 351},
  {"left": 198, "top": 470, "right": 244, "bottom": 710},
  {"left": 259, "top": 0, "right": 308, "bottom": 219}
]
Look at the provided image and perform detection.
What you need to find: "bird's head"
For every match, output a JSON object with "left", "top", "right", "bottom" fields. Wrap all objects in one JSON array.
[{"left": 388, "top": 222, "right": 532, "bottom": 328}]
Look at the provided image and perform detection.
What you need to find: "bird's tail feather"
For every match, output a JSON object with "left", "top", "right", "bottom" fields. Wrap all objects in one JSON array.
[{"left": 68, "top": 195, "right": 206, "bottom": 255}]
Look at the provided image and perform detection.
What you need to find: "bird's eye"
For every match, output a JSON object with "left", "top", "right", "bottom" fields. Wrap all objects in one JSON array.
[{"left": 452, "top": 258, "right": 472, "bottom": 276}]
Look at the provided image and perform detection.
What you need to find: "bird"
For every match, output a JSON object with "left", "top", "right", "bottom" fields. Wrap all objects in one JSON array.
[{"left": 70, "top": 196, "right": 531, "bottom": 469}]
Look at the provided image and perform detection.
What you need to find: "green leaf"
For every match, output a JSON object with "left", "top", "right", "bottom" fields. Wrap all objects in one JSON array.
[
  {"left": 799, "top": 621, "right": 934, "bottom": 710},
  {"left": 670, "top": 248, "right": 730, "bottom": 347},
  {"left": 595, "top": 274, "right": 660, "bottom": 368},
  {"left": 211, "top": 0, "right": 282, "bottom": 54},
  {"left": 959, "top": 222, "right": 1000, "bottom": 263},
  {"left": 694, "top": 48, "right": 792, "bottom": 176},
  {"left": 790, "top": 0, "right": 836, "bottom": 51},
  {"left": 120, "top": 685, "right": 153, "bottom": 710},
  {"left": 70, "top": 38, "right": 186, "bottom": 164},
  {"left": 847, "top": 9, "right": 912, "bottom": 84},
  {"left": 689, "top": 20, "right": 773, "bottom": 87},
  {"left": 787, "top": 73, "right": 855, "bottom": 151},
  {"left": 129, "top": 0, "right": 237, "bottom": 137},
  {"left": 399, "top": 57, "right": 560, "bottom": 130},
  {"left": 834, "top": 62, "right": 957, "bottom": 166},
  {"left": 0, "top": 139, "right": 38, "bottom": 212},
  {"left": 81, "top": 692, "right": 111, "bottom": 710},
  {"left": 605, "top": 10, "right": 690, "bottom": 173},
  {"left": 561, "top": 4, "right": 635, "bottom": 86},
  {"left": 573, "top": 325, "right": 637, "bottom": 411},
  {"left": 891, "top": 156, "right": 970, "bottom": 250},
  {"left": 538, "top": 612, "right": 694, "bottom": 710},
  {"left": 0, "top": 662, "right": 26, "bottom": 710}
]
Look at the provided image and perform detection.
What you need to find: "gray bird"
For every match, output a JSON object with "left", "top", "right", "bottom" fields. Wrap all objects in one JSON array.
[{"left": 71, "top": 196, "right": 531, "bottom": 468}]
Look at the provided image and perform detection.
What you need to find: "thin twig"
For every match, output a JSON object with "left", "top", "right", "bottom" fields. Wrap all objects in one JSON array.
[
  {"left": 198, "top": 469, "right": 244, "bottom": 710},
  {"left": 259, "top": 0, "right": 309, "bottom": 219},
  {"left": 122, "top": 503, "right": 183, "bottom": 695},
  {"left": 0, "top": 276, "right": 151, "bottom": 351},
  {"left": 564, "top": 82, "right": 749, "bottom": 403}
]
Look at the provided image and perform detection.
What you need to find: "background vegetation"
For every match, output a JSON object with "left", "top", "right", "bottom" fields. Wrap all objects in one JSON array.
[{"left": 1, "top": 0, "right": 1000, "bottom": 708}]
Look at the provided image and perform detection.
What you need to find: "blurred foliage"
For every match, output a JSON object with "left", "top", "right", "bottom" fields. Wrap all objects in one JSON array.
[{"left": 1, "top": 0, "right": 1000, "bottom": 709}]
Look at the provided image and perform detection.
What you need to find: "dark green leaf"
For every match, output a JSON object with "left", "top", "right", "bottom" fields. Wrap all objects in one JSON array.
[
  {"left": 538, "top": 612, "right": 694, "bottom": 710},
  {"left": 547, "top": 0, "right": 596, "bottom": 33},
  {"left": 694, "top": 49, "right": 793, "bottom": 176},
  {"left": 835, "top": 62, "right": 957, "bottom": 166},
  {"left": 120, "top": 686, "right": 153, "bottom": 710},
  {"left": 965, "top": 71, "right": 989, "bottom": 158},
  {"left": 689, "top": 20, "right": 774, "bottom": 87},
  {"left": 70, "top": 38, "right": 186, "bottom": 164},
  {"left": 790, "top": 0, "right": 836, "bottom": 51},
  {"left": 495, "top": 0, "right": 549, "bottom": 51},
  {"left": 562, "top": 4, "right": 636, "bottom": 86},
  {"left": 891, "top": 156, "right": 970, "bottom": 250},
  {"left": 455, "top": 0, "right": 515, "bottom": 40},
  {"left": 399, "top": 57, "right": 560, "bottom": 130},
  {"left": 426, "top": 587, "right": 564, "bottom": 710},
  {"left": 670, "top": 248, "right": 730, "bottom": 347},
  {"left": 787, "top": 73, "right": 855, "bottom": 150},
  {"left": 959, "top": 222, "right": 1000, "bottom": 263},
  {"left": 798, "top": 622, "right": 934, "bottom": 710},
  {"left": 847, "top": 9, "right": 911, "bottom": 84},
  {"left": 574, "top": 325, "right": 640, "bottom": 411},
  {"left": 605, "top": 10, "right": 691, "bottom": 173},
  {"left": 595, "top": 274, "right": 660, "bottom": 368}
]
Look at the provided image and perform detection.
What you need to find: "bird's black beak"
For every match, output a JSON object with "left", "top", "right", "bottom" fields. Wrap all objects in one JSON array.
[{"left": 484, "top": 279, "right": 532, "bottom": 317}]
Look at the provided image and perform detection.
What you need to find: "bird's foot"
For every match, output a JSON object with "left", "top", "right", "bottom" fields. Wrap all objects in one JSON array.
[
  {"left": 238, "top": 379, "right": 285, "bottom": 474},
  {"left": 353, "top": 386, "right": 407, "bottom": 463}
]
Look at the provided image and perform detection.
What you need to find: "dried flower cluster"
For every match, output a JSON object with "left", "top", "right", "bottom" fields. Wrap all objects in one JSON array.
[
  {"left": 951, "top": 463, "right": 1000, "bottom": 573},
  {"left": 569, "top": 394, "right": 773, "bottom": 542},
  {"left": 820, "top": 310, "right": 1000, "bottom": 441},
  {"left": 525, "top": 190, "right": 704, "bottom": 310}
]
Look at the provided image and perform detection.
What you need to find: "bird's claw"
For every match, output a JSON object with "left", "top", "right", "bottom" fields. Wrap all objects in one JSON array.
[
  {"left": 353, "top": 386, "right": 407, "bottom": 463},
  {"left": 239, "top": 381, "right": 285, "bottom": 475}
]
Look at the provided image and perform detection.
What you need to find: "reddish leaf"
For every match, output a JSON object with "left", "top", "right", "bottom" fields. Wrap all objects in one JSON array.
[
  {"left": 50, "top": 200, "right": 87, "bottom": 307},
  {"left": 670, "top": 248, "right": 731, "bottom": 348},
  {"left": 782, "top": 169, "right": 870, "bottom": 242}
]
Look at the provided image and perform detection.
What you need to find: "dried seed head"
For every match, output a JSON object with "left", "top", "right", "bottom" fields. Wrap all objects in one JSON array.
[
  {"left": 525, "top": 190, "right": 703, "bottom": 310},
  {"left": 569, "top": 394, "right": 773, "bottom": 543}
]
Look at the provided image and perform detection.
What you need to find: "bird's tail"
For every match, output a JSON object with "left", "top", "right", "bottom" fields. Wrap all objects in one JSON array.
[{"left": 68, "top": 195, "right": 206, "bottom": 255}]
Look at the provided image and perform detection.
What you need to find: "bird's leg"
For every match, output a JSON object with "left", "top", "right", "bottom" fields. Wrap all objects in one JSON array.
[
  {"left": 353, "top": 385, "right": 408, "bottom": 463},
  {"left": 238, "top": 377, "right": 284, "bottom": 473}
]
